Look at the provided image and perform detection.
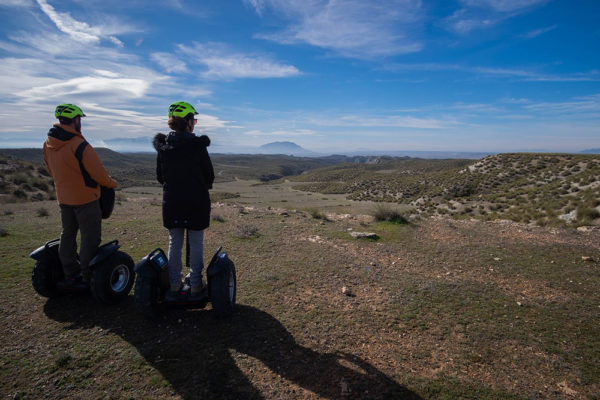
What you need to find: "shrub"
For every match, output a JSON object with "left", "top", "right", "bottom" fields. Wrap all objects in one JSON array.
[
  {"left": 577, "top": 207, "right": 600, "bottom": 221},
  {"left": 234, "top": 224, "right": 258, "bottom": 239},
  {"left": 32, "top": 181, "right": 49, "bottom": 191},
  {"left": 12, "top": 189, "right": 27, "bottom": 199},
  {"left": 307, "top": 207, "right": 328, "bottom": 220},
  {"left": 212, "top": 214, "right": 226, "bottom": 223},
  {"left": 0, "top": 226, "right": 7, "bottom": 237},
  {"left": 37, "top": 167, "right": 50, "bottom": 177},
  {"left": 37, "top": 207, "right": 49, "bottom": 217},
  {"left": 31, "top": 193, "right": 45, "bottom": 201},
  {"left": 371, "top": 204, "right": 409, "bottom": 224}
]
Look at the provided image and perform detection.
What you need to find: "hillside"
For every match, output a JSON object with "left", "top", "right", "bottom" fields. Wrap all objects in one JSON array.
[
  {"left": 290, "top": 153, "right": 600, "bottom": 227},
  {"left": 0, "top": 150, "right": 385, "bottom": 202}
]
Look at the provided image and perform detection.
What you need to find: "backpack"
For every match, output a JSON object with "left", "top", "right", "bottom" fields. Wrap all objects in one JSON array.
[{"left": 74, "top": 141, "right": 115, "bottom": 219}]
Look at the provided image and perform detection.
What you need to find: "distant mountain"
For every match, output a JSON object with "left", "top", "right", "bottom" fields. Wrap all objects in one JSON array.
[
  {"left": 581, "top": 148, "right": 600, "bottom": 154},
  {"left": 258, "top": 141, "right": 315, "bottom": 156}
]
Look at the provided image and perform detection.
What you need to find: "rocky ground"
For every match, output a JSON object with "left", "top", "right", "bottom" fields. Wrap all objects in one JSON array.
[{"left": 1, "top": 195, "right": 599, "bottom": 399}]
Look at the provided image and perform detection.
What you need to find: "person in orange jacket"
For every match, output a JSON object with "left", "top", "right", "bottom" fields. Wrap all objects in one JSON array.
[{"left": 43, "top": 104, "right": 118, "bottom": 289}]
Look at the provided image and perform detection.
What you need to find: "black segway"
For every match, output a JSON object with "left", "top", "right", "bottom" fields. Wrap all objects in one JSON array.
[
  {"left": 30, "top": 238, "right": 135, "bottom": 305},
  {"left": 133, "top": 245, "right": 236, "bottom": 318}
]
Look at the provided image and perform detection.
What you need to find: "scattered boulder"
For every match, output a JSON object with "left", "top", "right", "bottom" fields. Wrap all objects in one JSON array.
[
  {"left": 581, "top": 256, "right": 594, "bottom": 262},
  {"left": 350, "top": 231, "right": 379, "bottom": 239},
  {"left": 342, "top": 286, "right": 355, "bottom": 297}
]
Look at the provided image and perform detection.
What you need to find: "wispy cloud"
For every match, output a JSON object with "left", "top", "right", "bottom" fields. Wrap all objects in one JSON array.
[
  {"left": 520, "top": 24, "right": 557, "bottom": 39},
  {"left": 309, "top": 114, "right": 456, "bottom": 129},
  {"left": 241, "top": 129, "right": 315, "bottom": 137},
  {"left": 444, "top": 0, "right": 549, "bottom": 34},
  {"left": 247, "top": 0, "right": 423, "bottom": 59},
  {"left": 151, "top": 52, "right": 189, "bottom": 74},
  {"left": 523, "top": 94, "right": 600, "bottom": 115},
  {"left": 35, "top": 0, "right": 134, "bottom": 46},
  {"left": 384, "top": 62, "right": 600, "bottom": 82},
  {"left": 176, "top": 42, "right": 301, "bottom": 80}
]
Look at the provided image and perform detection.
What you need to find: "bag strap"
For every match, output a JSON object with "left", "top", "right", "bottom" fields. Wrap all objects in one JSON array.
[{"left": 74, "top": 141, "right": 98, "bottom": 189}]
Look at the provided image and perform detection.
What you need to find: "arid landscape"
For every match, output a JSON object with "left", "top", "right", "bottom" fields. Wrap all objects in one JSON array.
[{"left": 1, "top": 150, "right": 600, "bottom": 399}]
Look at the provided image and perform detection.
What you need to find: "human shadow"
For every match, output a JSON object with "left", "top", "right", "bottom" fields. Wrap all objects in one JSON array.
[{"left": 44, "top": 297, "right": 421, "bottom": 399}]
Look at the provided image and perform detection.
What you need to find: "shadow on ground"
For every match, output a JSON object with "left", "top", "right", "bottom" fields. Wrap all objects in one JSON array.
[{"left": 44, "top": 297, "right": 420, "bottom": 399}]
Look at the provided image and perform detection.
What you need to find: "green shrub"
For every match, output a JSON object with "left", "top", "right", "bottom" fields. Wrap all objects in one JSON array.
[
  {"left": 36, "top": 207, "right": 49, "bottom": 217},
  {"left": 0, "top": 226, "right": 7, "bottom": 237},
  {"left": 307, "top": 207, "right": 328, "bottom": 220},
  {"left": 371, "top": 204, "right": 408, "bottom": 224},
  {"left": 577, "top": 207, "right": 600, "bottom": 222}
]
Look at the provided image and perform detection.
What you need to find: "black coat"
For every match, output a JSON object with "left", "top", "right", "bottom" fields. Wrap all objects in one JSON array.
[{"left": 153, "top": 131, "right": 215, "bottom": 230}]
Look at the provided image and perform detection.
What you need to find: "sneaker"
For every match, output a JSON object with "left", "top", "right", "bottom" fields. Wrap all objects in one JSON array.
[
  {"left": 57, "top": 275, "right": 89, "bottom": 291},
  {"left": 188, "top": 285, "right": 208, "bottom": 302}
]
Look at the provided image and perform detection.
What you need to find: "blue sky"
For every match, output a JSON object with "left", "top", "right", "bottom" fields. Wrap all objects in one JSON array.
[{"left": 0, "top": 0, "right": 598, "bottom": 153}]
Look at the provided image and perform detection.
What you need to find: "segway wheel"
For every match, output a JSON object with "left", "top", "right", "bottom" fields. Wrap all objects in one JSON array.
[
  {"left": 90, "top": 251, "right": 135, "bottom": 305},
  {"left": 210, "top": 263, "right": 236, "bottom": 317},
  {"left": 134, "top": 277, "right": 163, "bottom": 319},
  {"left": 32, "top": 261, "right": 62, "bottom": 298}
]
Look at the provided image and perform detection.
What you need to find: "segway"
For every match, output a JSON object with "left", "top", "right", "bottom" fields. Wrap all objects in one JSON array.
[
  {"left": 133, "top": 246, "right": 236, "bottom": 318},
  {"left": 30, "top": 238, "right": 135, "bottom": 305}
]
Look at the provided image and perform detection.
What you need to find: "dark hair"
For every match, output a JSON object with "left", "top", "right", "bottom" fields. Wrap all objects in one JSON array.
[
  {"left": 58, "top": 117, "right": 73, "bottom": 125},
  {"left": 168, "top": 113, "right": 194, "bottom": 132}
]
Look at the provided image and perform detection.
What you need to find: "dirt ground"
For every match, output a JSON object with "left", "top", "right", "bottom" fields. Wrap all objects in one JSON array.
[{"left": 1, "top": 190, "right": 599, "bottom": 399}]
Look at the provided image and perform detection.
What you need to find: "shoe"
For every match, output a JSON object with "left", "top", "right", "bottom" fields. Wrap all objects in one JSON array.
[
  {"left": 57, "top": 275, "right": 89, "bottom": 291},
  {"left": 188, "top": 285, "right": 208, "bottom": 302},
  {"left": 164, "top": 289, "right": 187, "bottom": 302}
]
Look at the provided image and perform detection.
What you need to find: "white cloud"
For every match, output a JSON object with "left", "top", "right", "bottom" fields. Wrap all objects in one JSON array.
[
  {"left": 19, "top": 76, "right": 150, "bottom": 100},
  {"left": 520, "top": 24, "right": 557, "bottom": 39},
  {"left": 460, "top": 0, "right": 548, "bottom": 13},
  {"left": 249, "top": 0, "right": 423, "bottom": 58},
  {"left": 314, "top": 115, "right": 455, "bottom": 129},
  {"left": 445, "top": 0, "right": 549, "bottom": 34},
  {"left": 35, "top": 0, "right": 129, "bottom": 46},
  {"left": 0, "top": 0, "right": 34, "bottom": 6},
  {"left": 241, "top": 129, "right": 315, "bottom": 137},
  {"left": 151, "top": 52, "right": 189, "bottom": 74},
  {"left": 176, "top": 42, "right": 301, "bottom": 80},
  {"left": 384, "top": 62, "right": 600, "bottom": 82}
]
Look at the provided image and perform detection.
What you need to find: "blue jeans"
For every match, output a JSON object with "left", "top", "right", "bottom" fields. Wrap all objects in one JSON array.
[{"left": 167, "top": 228, "right": 204, "bottom": 288}]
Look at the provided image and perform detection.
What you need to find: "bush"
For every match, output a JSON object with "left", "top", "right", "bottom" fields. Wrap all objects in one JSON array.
[
  {"left": 32, "top": 181, "right": 49, "bottom": 191},
  {"left": 12, "top": 189, "right": 27, "bottom": 199},
  {"left": 212, "top": 214, "right": 226, "bottom": 223},
  {"left": 577, "top": 207, "right": 600, "bottom": 221},
  {"left": 234, "top": 224, "right": 258, "bottom": 239},
  {"left": 307, "top": 207, "right": 329, "bottom": 220},
  {"left": 0, "top": 226, "right": 7, "bottom": 237},
  {"left": 371, "top": 204, "right": 409, "bottom": 224},
  {"left": 37, "top": 207, "right": 49, "bottom": 217}
]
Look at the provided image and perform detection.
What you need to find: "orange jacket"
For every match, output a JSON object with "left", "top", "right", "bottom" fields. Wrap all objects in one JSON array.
[{"left": 43, "top": 124, "right": 117, "bottom": 206}]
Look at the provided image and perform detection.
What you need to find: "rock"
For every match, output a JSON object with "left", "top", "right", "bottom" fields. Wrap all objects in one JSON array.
[
  {"left": 342, "top": 286, "right": 353, "bottom": 296},
  {"left": 516, "top": 301, "right": 523, "bottom": 307},
  {"left": 581, "top": 256, "right": 594, "bottom": 262},
  {"left": 350, "top": 231, "right": 379, "bottom": 239},
  {"left": 493, "top": 257, "right": 501, "bottom": 261}
]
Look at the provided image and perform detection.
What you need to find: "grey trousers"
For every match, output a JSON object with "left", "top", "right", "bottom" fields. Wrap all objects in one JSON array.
[
  {"left": 168, "top": 228, "right": 204, "bottom": 288},
  {"left": 59, "top": 200, "right": 102, "bottom": 281}
]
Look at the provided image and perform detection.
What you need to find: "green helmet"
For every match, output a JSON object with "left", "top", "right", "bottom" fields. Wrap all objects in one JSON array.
[
  {"left": 55, "top": 104, "right": 86, "bottom": 119},
  {"left": 168, "top": 101, "right": 198, "bottom": 118}
]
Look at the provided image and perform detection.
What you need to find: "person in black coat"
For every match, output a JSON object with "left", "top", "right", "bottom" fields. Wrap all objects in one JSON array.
[{"left": 153, "top": 101, "right": 215, "bottom": 300}]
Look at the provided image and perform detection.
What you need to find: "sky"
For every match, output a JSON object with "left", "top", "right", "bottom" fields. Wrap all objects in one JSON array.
[{"left": 0, "top": 0, "right": 598, "bottom": 154}]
